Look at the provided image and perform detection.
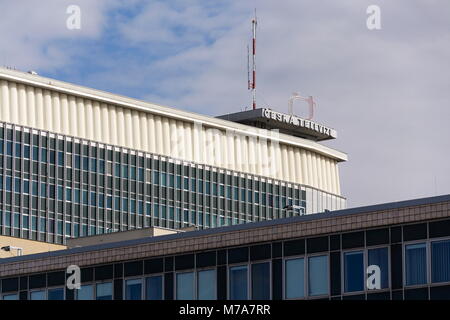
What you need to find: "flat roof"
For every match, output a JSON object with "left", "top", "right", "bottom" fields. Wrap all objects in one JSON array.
[{"left": 1, "top": 194, "right": 449, "bottom": 265}]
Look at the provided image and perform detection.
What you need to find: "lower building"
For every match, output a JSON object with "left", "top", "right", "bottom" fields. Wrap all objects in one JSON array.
[{"left": 0, "top": 194, "right": 449, "bottom": 300}]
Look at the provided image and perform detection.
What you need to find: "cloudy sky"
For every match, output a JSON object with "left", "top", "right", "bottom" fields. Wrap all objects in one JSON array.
[{"left": 1, "top": 0, "right": 449, "bottom": 208}]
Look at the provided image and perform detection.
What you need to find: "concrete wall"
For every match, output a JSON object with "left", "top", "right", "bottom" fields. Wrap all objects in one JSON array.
[
  {"left": 66, "top": 227, "right": 179, "bottom": 248},
  {"left": 0, "top": 236, "right": 66, "bottom": 258}
]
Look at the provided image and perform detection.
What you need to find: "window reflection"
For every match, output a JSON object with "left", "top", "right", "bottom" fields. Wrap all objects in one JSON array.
[
  {"left": 176, "top": 272, "right": 194, "bottom": 300},
  {"left": 431, "top": 240, "right": 450, "bottom": 283},
  {"left": 30, "top": 290, "right": 46, "bottom": 300},
  {"left": 368, "top": 247, "right": 389, "bottom": 289},
  {"left": 285, "top": 258, "right": 305, "bottom": 299},
  {"left": 146, "top": 275, "right": 163, "bottom": 300},
  {"left": 405, "top": 243, "right": 427, "bottom": 286},
  {"left": 344, "top": 251, "right": 364, "bottom": 293},
  {"left": 308, "top": 255, "right": 328, "bottom": 296},
  {"left": 229, "top": 265, "right": 248, "bottom": 300},
  {"left": 77, "top": 284, "right": 94, "bottom": 300},
  {"left": 96, "top": 282, "right": 113, "bottom": 300},
  {"left": 47, "top": 287, "right": 64, "bottom": 300},
  {"left": 251, "top": 262, "right": 270, "bottom": 300},
  {"left": 197, "top": 270, "right": 216, "bottom": 300},
  {"left": 125, "top": 279, "right": 142, "bottom": 300}
]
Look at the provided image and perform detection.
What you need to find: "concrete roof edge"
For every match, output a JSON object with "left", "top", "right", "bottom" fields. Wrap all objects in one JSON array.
[{"left": 0, "top": 68, "right": 347, "bottom": 162}]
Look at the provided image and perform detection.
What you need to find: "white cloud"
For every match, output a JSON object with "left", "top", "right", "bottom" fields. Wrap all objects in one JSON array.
[
  {"left": 0, "top": 0, "right": 117, "bottom": 70},
  {"left": 119, "top": 1, "right": 240, "bottom": 45}
]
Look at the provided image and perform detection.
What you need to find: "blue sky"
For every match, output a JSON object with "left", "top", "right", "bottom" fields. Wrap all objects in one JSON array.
[
  {"left": 1, "top": 0, "right": 450, "bottom": 207},
  {"left": 32, "top": 0, "right": 250, "bottom": 105}
]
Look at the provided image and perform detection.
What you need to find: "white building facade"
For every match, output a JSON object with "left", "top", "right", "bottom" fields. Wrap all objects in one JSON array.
[{"left": 0, "top": 68, "right": 347, "bottom": 244}]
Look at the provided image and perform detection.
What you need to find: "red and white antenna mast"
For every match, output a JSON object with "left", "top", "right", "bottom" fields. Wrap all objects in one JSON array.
[{"left": 247, "top": 10, "right": 257, "bottom": 110}]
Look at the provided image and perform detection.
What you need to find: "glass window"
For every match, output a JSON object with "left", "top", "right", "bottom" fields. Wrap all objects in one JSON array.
[
  {"left": 30, "top": 290, "right": 46, "bottom": 300},
  {"left": 77, "top": 284, "right": 94, "bottom": 300},
  {"left": 58, "top": 152, "right": 64, "bottom": 166},
  {"left": 32, "top": 146, "right": 39, "bottom": 160},
  {"left": 285, "top": 258, "right": 305, "bottom": 299},
  {"left": 176, "top": 272, "right": 195, "bottom": 300},
  {"left": 32, "top": 181, "right": 38, "bottom": 196},
  {"left": 23, "top": 215, "right": 29, "bottom": 229},
  {"left": 15, "top": 142, "right": 21, "bottom": 157},
  {"left": 14, "top": 177, "right": 21, "bottom": 193},
  {"left": 344, "top": 251, "right": 364, "bottom": 292},
  {"left": 125, "top": 278, "right": 143, "bottom": 300},
  {"left": 308, "top": 255, "right": 328, "bottom": 296},
  {"left": 138, "top": 168, "right": 144, "bottom": 182},
  {"left": 2, "top": 294, "right": 18, "bottom": 300},
  {"left": 251, "top": 262, "right": 270, "bottom": 300},
  {"left": 24, "top": 180, "right": 30, "bottom": 194},
  {"left": 5, "top": 177, "right": 11, "bottom": 191},
  {"left": 197, "top": 269, "right": 216, "bottom": 300},
  {"left": 48, "top": 287, "right": 64, "bottom": 300},
  {"left": 432, "top": 240, "right": 450, "bottom": 283},
  {"left": 405, "top": 243, "right": 427, "bottom": 286},
  {"left": 14, "top": 213, "right": 20, "bottom": 228},
  {"left": 229, "top": 265, "right": 248, "bottom": 300},
  {"left": 122, "top": 165, "right": 129, "bottom": 179},
  {"left": 96, "top": 282, "right": 113, "bottom": 300},
  {"left": 146, "top": 275, "right": 163, "bottom": 300},
  {"left": 368, "top": 247, "right": 389, "bottom": 289}
]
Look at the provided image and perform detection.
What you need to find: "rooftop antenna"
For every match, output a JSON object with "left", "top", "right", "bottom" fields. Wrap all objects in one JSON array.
[
  {"left": 247, "top": 44, "right": 250, "bottom": 91},
  {"left": 247, "top": 9, "right": 257, "bottom": 110}
]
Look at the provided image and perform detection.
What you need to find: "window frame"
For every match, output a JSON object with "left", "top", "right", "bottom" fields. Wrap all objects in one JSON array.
[
  {"left": 29, "top": 289, "right": 47, "bottom": 300},
  {"left": 2, "top": 293, "right": 19, "bottom": 300},
  {"left": 307, "top": 253, "right": 330, "bottom": 299},
  {"left": 429, "top": 236, "right": 450, "bottom": 286},
  {"left": 122, "top": 277, "right": 144, "bottom": 300},
  {"left": 250, "top": 260, "right": 272, "bottom": 300},
  {"left": 95, "top": 280, "right": 113, "bottom": 300},
  {"left": 46, "top": 286, "right": 65, "bottom": 300},
  {"left": 145, "top": 273, "right": 165, "bottom": 300},
  {"left": 75, "top": 283, "right": 95, "bottom": 300},
  {"left": 175, "top": 270, "right": 196, "bottom": 300},
  {"left": 403, "top": 240, "right": 429, "bottom": 288},
  {"left": 366, "top": 245, "right": 391, "bottom": 292},
  {"left": 342, "top": 249, "right": 366, "bottom": 295},
  {"left": 227, "top": 263, "right": 250, "bottom": 300},
  {"left": 341, "top": 245, "right": 391, "bottom": 296},
  {"left": 283, "top": 255, "right": 306, "bottom": 300},
  {"left": 196, "top": 267, "right": 217, "bottom": 300}
]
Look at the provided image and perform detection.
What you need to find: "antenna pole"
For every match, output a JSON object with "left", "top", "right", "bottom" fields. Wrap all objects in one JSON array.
[
  {"left": 251, "top": 11, "right": 257, "bottom": 109},
  {"left": 247, "top": 45, "right": 250, "bottom": 90}
]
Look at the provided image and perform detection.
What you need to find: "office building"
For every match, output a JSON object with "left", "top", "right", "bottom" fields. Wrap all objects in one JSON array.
[{"left": 0, "top": 68, "right": 347, "bottom": 244}]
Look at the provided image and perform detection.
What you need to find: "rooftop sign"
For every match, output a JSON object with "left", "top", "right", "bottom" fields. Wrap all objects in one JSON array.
[
  {"left": 217, "top": 108, "right": 337, "bottom": 141},
  {"left": 261, "top": 108, "right": 337, "bottom": 139}
]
